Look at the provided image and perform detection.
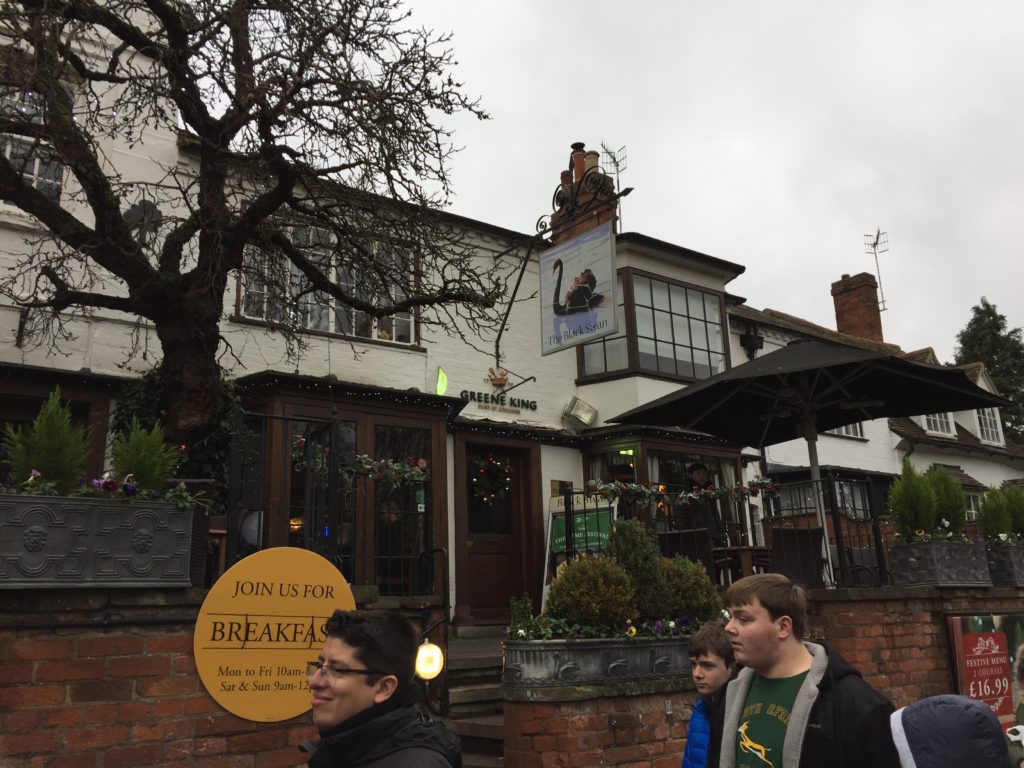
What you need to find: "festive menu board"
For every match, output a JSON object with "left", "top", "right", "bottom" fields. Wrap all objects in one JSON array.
[{"left": 947, "top": 612, "right": 1024, "bottom": 739}]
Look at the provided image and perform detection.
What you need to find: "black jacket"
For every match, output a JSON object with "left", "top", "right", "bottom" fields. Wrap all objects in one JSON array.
[
  {"left": 708, "top": 642, "right": 899, "bottom": 768},
  {"left": 301, "top": 704, "right": 461, "bottom": 768}
]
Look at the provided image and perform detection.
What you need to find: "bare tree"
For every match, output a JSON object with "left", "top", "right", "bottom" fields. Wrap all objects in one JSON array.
[{"left": 0, "top": 0, "right": 508, "bottom": 439}]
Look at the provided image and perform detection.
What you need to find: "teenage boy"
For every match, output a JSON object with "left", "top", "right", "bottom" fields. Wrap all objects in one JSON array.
[
  {"left": 682, "top": 620, "right": 736, "bottom": 768},
  {"left": 709, "top": 574, "right": 900, "bottom": 768}
]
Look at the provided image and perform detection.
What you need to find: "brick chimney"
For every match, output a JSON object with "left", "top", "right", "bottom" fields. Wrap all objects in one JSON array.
[
  {"left": 549, "top": 141, "right": 618, "bottom": 245},
  {"left": 831, "top": 272, "right": 883, "bottom": 342}
]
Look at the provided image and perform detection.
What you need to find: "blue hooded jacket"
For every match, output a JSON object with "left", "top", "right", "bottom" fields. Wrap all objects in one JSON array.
[{"left": 681, "top": 697, "right": 711, "bottom": 768}]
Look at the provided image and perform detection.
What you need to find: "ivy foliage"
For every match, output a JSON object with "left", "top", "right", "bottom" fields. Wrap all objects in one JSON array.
[{"left": 112, "top": 365, "right": 235, "bottom": 513}]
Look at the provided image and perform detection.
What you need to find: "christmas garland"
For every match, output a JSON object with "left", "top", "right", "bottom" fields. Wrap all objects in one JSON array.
[
  {"left": 585, "top": 477, "right": 777, "bottom": 506},
  {"left": 468, "top": 454, "right": 513, "bottom": 506},
  {"left": 291, "top": 435, "right": 428, "bottom": 488}
]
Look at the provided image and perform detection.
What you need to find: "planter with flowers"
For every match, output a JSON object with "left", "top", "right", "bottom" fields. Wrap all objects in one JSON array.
[
  {"left": 978, "top": 486, "right": 1024, "bottom": 587},
  {"left": 887, "top": 460, "right": 991, "bottom": 588},
  {"left": 502, "top": 518, "right": 722, "bottom": 701},
  {"left": 1, "top": 391, "right": 200, "bottom": 589}
]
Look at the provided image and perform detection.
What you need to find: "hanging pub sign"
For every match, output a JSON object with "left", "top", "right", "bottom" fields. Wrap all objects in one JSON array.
[
  {"left": 539, "top": 221, "right": 617, "bottom": 355},
  {"left": 194, "top": 547, "right": 354, "bottom": 722},
  {"left": 946, "top": 612, "right": 1024, "bottom": 739}
]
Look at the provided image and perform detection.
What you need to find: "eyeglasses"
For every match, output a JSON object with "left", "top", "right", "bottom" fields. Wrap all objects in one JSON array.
[{"left": 306, "top": 660, "right": 392, "bottom": 680}]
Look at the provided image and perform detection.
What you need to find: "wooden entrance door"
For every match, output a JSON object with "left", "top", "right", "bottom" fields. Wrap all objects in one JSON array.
[{"left": 464, "top": 447, "right": 524, "bottom": 623}]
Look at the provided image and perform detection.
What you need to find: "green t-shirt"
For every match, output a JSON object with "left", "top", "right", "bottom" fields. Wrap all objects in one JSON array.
[{"left": 734, "top": 671, "right": 809, "bottom": 768}]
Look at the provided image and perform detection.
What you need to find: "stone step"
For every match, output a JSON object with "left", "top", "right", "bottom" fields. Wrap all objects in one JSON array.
[
  {"left": 448, "top": 682, "right": 502, "bottom": 705},
  {"left": 451, "top": 624, "right": 507, "bottom": 640},
  {"left": 450, "top": 714, "right": 504, "bottom": 741},
  {"left": 462, "top": 755, "right": 503, "bottom": 768}
]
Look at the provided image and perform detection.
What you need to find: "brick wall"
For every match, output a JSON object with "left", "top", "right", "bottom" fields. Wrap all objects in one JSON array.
[
  {"left": 0, "top": 589, "right": 315, "bottom": 768},
  {"left": 503, "top": 690, "right": 695, "bottom": 768},
  {"left": 808, "top": 585, "right": 1024, "bottom": 707}
]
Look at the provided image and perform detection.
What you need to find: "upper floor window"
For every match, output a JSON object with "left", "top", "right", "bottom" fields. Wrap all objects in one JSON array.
[
  {"left": 580, "top": 270, "right": 726, "bottom": 381},
  {"left": 0, "top": 87, "right": 62, "bottom": 202},
  {"left": 827, "top": 422, "right": 864, "bottom": 439},
  {"left": 924, "top": 412, "right": 953, "bottom": 435},
  {"left": 976, "top": 408, "right": 1002, "bottom": 444},
  {"left": 966, "top": 492, "right": 982, "bottom": 522},
  {"left": 240, "top": 228, "right": 413, "bottom": 344}
]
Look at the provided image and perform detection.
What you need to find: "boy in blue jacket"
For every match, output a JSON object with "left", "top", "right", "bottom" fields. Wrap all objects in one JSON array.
[{"left": 682, "top": 620, "right": 735, "bottom": 768}]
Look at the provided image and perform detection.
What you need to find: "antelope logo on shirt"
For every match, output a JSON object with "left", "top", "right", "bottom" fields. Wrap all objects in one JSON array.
[{"left": 738, "top": 722, "right": 774, "bottom": 767}]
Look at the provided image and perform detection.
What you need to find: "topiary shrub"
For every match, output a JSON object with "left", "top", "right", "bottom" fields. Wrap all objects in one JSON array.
[
  {"left": 546, "top": 555, "right": 637, "bottom": 630},
  {"left": 604, "top": 517, "right": 668, "bottom": 622},
  {"left": 2, "top": 388, "right": 88, "bottom": 494},
  {"left": 925, "top": 466, "right": 967, "bottom": 537},
  {"left": 1004, "top": 485, "right": 1024, "bottom": 539},
  {"left": 111, "top": 417, "right": 179, "bottom": 492},
  {"left": 659, "top": 556, "right": 723, "bottom": 624},
  {"left": 979, "top": 488, "right": 1013, "bottom": 541},
  {"left": 888, "top": 458, "right": 937, "bottom": 541}
]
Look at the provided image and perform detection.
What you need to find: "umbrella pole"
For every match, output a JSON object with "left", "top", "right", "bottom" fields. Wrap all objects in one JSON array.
[{"left": 803, "top": 424, "right": 836, "bottom": 587}]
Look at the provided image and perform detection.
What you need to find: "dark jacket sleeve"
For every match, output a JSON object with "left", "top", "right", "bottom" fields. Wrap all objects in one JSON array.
[
  {"left": 704, "top": 685, "right": 728, "bottom": 768},
  {"left": 811, "top": 674, "right": 900, "bottom": 768}
]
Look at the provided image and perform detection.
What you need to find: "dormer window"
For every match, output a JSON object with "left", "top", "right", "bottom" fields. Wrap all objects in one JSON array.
[
  {"left": 924, "top": 412, "right": 953, "bottom": 435},
  {"left": 976, "top": 408, "right": 1002, "bottom": 444}
]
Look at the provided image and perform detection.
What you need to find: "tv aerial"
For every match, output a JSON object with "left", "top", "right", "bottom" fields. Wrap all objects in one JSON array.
[
  {"left": 864, "top": 228, "right": 888, "bottom": 311},
  {"left": 601, "top": 142, "right": 628, "bottom": 230}
]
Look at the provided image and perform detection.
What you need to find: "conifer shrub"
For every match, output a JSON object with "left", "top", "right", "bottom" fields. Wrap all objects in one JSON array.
[
  {"left": 925, "top": 466, "right": 967, "bottom": 537},
  {"left": 1004, "top": 485, "right": 1024, "bottom": 539},
  {"left": 2, "top": 388, "right": 88, "bottom": 494},
  {"left": 545, "top": 555, "right": 637, "bottom": 630},
  {"left": 111, "top": 417, "right": 179, "bottom": 492},
  {"left": 604, "top": 517, "right": 669, "bottom": 621},
  {"left": 659, "top": 556, "right": 723, "bottom": 623},
  {"left": 979, "top": 488, "right": 1013, "bottom": 541},
  {"left": 888, "top": 458, "right": 937, "bottom": 541}
]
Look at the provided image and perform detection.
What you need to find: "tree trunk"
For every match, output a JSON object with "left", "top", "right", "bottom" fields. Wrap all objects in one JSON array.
[{"left": 156, "top": 320, "right": 224, "bottom": 444}]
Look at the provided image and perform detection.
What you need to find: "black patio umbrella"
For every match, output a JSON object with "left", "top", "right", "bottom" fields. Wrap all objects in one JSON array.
[{"left": 611, "top": 338, "right": 1008, "bottom": 578}]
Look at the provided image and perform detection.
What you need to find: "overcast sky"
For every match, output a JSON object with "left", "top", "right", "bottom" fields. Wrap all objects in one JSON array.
[{"left": 410, "top": 1, "right": 1024, "bottom": 363}]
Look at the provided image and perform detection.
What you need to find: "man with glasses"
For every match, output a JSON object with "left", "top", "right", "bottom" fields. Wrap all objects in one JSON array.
[{"left": 299, "top": 610, "right": 461, "bottom": 767}]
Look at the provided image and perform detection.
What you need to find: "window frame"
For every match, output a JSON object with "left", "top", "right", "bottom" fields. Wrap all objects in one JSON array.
[
  {"left": 237, "top": 231, "right": 418, "bottom": 346},
  {"left": 923, "top": 412, "right": 954, "bottom": 436},
  {"left": 576, "top": 267, "right": 730, "bottom": 384},
  {"left": 0, "top": 85, "right": 64, "bottom": 203},
  {"left": 826, "top": 422, "right": 865, "bottom": 439},
  {"left": 976, "top": 407, "right": 1003, "bottom": 445}
]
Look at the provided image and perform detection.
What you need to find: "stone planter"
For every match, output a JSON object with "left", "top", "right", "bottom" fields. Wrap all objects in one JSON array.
[
  {"left": 889, "top": 541, "right": 992, "bottom": 588},
  {"left": 0, "top": 495, "right": 194, "bottom": 588},
  {"left": 986, "top": 545, "right": 1024, "bottom": 587},
  {"left": 503, "top": 636, "right": 691, "bottom": 702}
]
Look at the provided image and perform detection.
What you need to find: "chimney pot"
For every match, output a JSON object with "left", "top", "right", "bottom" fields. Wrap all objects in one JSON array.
[{"left": 570, "top": 143, "right": 586, "bottom": 183}]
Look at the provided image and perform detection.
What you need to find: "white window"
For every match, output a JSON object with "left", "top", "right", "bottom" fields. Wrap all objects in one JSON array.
[
  {"left": 977, "top": 408, "right": 1002, "bottom": 444},
  {"left": 241, "top": 231, "right": 413, "bottom": 344},
  {"left": 966, "top": 492, "right": 982, "bottom": 522},
  {"left": 0, "top": 87, "right": 62, "bottom": 202},
  {"left": 827, "top": 422, "right": 864, "bottom": 438},
  {"left": 924, "top": 413, "right": 953, "bottom": 435}
]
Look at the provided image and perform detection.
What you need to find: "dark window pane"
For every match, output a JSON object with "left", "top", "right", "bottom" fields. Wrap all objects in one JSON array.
[
  {"left": 704, "top": 294, "right": 721, "bottom": 323},
  {"left": 635, "top": 306, "right": 654, "bottom": 338},
  {"left": 690, "top": 318, "right": 708, "bottom": 349},
  {"left": 657, "top": 341, "right": 675, "bottom": 373},
  {"left": 654, "top": 310, "right": 672, "bottom": 341},
  {"left": 638, "top": 338, "right": 657, "bottom": 370},
  {"left": 693, "top": 349, "right": 711, "bottom": 379},
  {"left": 633, "top": 275, "right": 652, "bottom": 307},
  {"left": 687, "top": 288, "right": 705, "bottom": 320},
  {"left": 707, "top": 323, "right": 723, "bottom": 353},
  {"left": 709, "top": 352, "right": 726, "bottom": 375},
  {"left": 672, "top": 315, "right": 691, "bottom": 346},
  {"left": 676, "top": 346, "right": 695, "bottom": 378},
  {"left": 606, "top": 336, "right": 628, "bottom": 371},
  {"left": 583, "top": 342, "right": 605, "bottom": 374},
  {"left": 670, "top": 284, "right": 687, "bottom": 314},
  {"left": 652, "top": 280, "right": 670, "bottom": 311}
]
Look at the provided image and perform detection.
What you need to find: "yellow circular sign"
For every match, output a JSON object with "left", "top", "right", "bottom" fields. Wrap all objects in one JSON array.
[{"left": 194, "top": 547, "right": 355, "bottom": 721}]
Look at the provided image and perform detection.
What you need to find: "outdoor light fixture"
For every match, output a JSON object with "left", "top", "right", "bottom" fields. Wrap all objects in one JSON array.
[
  {"left": 415, "top": 639, "right": 444, "bottom": 680},
  {"left": 564, "top": 396, "right": 598, "bottom": 427}
]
